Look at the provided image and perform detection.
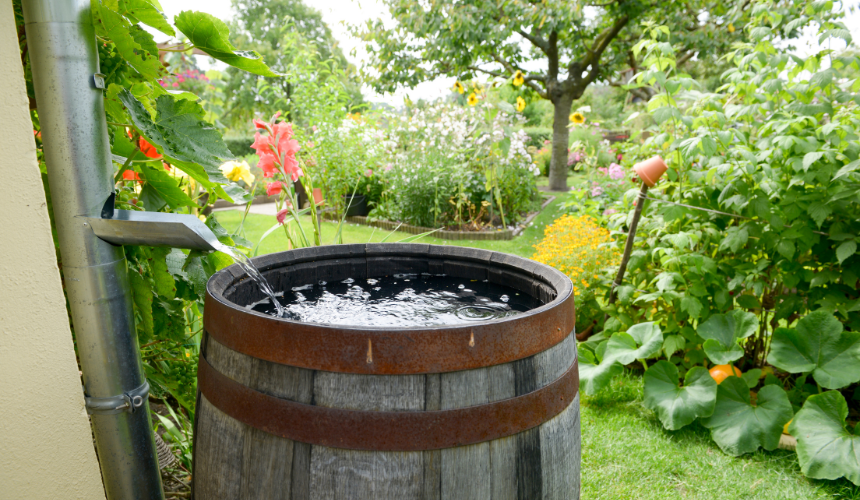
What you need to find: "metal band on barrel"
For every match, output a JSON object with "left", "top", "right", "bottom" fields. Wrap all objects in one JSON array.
[
  {"left": 197, "top": 354, "right": 579, "bottom": 451},
  {"left": 204, "top": 291, "right": 575, "bottom": 375}
]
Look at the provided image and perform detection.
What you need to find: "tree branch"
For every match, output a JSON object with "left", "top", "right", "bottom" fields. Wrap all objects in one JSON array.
[
  {"left": 517, "top": 29, "right": 550, "bottom": 55},
  {"left": 487, "top": 52, "right": 548, "bottom": 98},
  {"left": 572, "top": 14, "right": 630, "bottom": 87}
]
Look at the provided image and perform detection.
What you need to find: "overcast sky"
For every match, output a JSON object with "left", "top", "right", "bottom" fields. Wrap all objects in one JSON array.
[{"left": 156, "top": 0, "right": 860, "bottom": 105}]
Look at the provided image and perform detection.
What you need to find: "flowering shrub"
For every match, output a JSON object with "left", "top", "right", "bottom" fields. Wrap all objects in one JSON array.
[
  {"left": 532, "top": 214, "right": 619, "bottom": 329},
  {"left": 377, "top": 100, "right": 540, "bottom": 228}
]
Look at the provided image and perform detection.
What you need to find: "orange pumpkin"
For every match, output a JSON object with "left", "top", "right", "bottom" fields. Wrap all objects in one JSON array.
[{"left": 709, "top": 364, "right": 742, "bottom": 384}]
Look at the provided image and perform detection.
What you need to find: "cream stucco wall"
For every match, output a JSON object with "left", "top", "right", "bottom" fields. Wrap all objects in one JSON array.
[{"left": 0, "top": 1, "right": 106, "bottom": 498}]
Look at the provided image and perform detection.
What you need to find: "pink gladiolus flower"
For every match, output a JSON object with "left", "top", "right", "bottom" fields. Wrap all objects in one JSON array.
[
  {"left": 276, "top": 208, "right": 290, "bottom": 225},
  {"left": 266, "top": 182, "right": 285, "bottom": 196},
  {"left": 608, "top": 163, "right": 625, "bottom": 180},
  {"left": 250, "top": 115, "right": 302, "bottom": 182}
]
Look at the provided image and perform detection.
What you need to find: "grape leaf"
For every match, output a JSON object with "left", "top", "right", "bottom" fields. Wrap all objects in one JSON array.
[
  {"left": 174, "top": 11, "right": 282, "bottom": 77},
  {"left": 118, "top": 89, "right": 230, "bottom": 184},
  {"left": 138, "top": 163, "right": 197, "bottom": 209},
  {"left": 93, "top": 2, "right": 164, "bottom": 80},
  {"left": 644, "top": 361, "right": 717, "bottom": 430},
  {"left": 120, "top": 0, "right": 175, "bottom": 36},
  {"left": 790, "top": 391, "right": 860, "bottom": 485},
  {"left": 767, "top": 311, "right": 860, "bottom": 389},
  {"left": 701, "top": 378, "right": 793, "bottom": 456}
]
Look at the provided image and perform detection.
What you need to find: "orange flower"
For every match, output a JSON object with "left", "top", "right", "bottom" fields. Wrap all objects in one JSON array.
[{"left": 138, "top": 137, "right": 161, "bottom": 159}]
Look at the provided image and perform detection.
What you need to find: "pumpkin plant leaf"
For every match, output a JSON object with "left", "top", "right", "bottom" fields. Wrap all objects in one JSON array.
[
  {"left": 703, "top": 338, "right": 745, "bottom": 365},
  {"left": 120, "top": 0, "right": 175, "bottom": 37},
  {"left": 698, "top": 310, "right": 758, "bottom": 364},
  {"left": 577, "top": 345, "right": 623, "bottom": 395},
  {"left": 644, "top": 361, "right": 717, "bottom": 430},
  {"left": 701, "top": 378, "right": 793, "bottom": 456},
  {"left": 790, "top": 391, "right": 860, "bottom": 485},
  {"left": 603, "top": 321, "right": 664, "bottom": 365},
  {"left": 174, "top": 11, "right": 282, "bottom": 77},
  {"left": 767, "top": 310, "right": 860, "bottom": 389}
]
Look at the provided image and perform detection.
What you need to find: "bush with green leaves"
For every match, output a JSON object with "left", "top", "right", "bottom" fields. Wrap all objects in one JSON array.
[
  {"left": 373, "top": 99, "right": 541, "bottom": 229},
  {"left": 576, "top": 1, "right": 860, "bottom": 486}
]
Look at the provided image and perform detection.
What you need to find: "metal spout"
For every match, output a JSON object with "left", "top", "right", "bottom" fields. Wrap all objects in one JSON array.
[{"left": 87, "top": 210, "right": 222, "bottom": 252}]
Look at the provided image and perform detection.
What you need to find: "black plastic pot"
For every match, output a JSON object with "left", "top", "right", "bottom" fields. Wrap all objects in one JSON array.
[{"left": 343, "top": 194, "right": 368, "bottom": 216}]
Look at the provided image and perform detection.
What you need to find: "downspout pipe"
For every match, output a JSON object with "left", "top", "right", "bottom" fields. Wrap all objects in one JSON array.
[{"left": 21, "top": 1, "right": 164, "bottom": 498}]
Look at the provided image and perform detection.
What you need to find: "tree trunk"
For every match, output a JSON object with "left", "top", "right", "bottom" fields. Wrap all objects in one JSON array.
[{"left": 548, "top": 94, "right": 574, "bottom": 191}]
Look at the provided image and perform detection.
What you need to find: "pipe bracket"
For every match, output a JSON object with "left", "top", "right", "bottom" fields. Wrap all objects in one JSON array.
[{"left": 85, "top": 380, "right": 149, "bottom": 415}]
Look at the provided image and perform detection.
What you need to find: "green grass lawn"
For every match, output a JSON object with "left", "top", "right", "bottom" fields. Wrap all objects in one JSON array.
[
  {"left": 211, "top": 191, "right": 574, "bottom": 259},
  {"left": 209, "top": 192, "right": 858, "bottom": 500}
]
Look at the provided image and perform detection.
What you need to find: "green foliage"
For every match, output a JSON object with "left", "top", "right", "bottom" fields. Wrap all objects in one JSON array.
[
  {"left": 698, "top": 310, "right": 759, "bottom": 365},
  {"left": 790, "top": 391, "right": 860, "bottom": 485},
  {"left": 768, "top": 310, "right": 860, "bottom": 390},
  {"left": 643, "top": 361, "right": 716, "bottom": 430},
  {"left": 578, "top": 344, "right": 624, "bottom": 396},
  {"left": 604, "top": 321, "right": 664, "bottom": 365},
  {"left": 175, "top": 11, "right": 281, "bottom": 77},
  {"left": 701, "top": 379, "right": 793, "bottom": 456}
]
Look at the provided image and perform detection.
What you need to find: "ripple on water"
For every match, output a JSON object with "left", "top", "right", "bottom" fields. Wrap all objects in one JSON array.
[{"left": 246, "top": 274, "right": 541, "bottom": 327}]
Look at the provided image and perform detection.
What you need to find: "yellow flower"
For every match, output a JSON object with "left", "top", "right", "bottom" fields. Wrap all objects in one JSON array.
[
  {"left": 453, "top": 81, "right": 465, "bottom": 94},
  {"left": 220, "top": 160, "right": 255, "bottom": 185},
  {"left": 516, "top": 96, "right": 526, "bottom": 112},
  {"left": 727, "top": 23, "right": 735, "bottom": 33},
  {"left": 513, "top": 70, "right": 524, "bottom": 87},
  {"left": 467, "top": 92, "right": 478, "bottom": 106},
  {"left": 569, "top": 112, "right": 585, "bottom": 125}
]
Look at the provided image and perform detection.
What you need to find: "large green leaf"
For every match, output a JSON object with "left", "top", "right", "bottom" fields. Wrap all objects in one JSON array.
[
  {"left": 118, "top": 89, "right": 230, "bottom": 184},
  {"left": 698, "top": 310, "right": 758, "bottom": 364},
  {"left": 577, "top": 346, "right": 623, "bottom": 395},
  {"left": 790, "top": 391, "right": 860, "bottom": 485},
  {"left": 603, "top": 322, "right": 663, "bottom": 365},
  {"left": 128, "top": 266, "right": 154, "bottom": 342},
  {"left": 767, "top": 310, "right": 860, "bottom": 389},
  {"left": 174, "top": 11, "right": 281, "bottom": 77},
  {"left": 700, "top": 378, "right": 793, "bottom": 456},
  {"left": 93, "top": 2, "right": 164, "bottom": 80},
  {"left": 644, "top": 361, "right": 717, "bottom": 430},
  {"left": 138, "top": 163, "right": 197, "bottom": 209},
  {"left": 120, "top": 0, "right": 175, "bottom": 37}
]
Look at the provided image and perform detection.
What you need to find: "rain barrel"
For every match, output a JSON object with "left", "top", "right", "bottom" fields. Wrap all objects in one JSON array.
[{"left": 192, "top": 243, "right": 580, "bottom": 499}]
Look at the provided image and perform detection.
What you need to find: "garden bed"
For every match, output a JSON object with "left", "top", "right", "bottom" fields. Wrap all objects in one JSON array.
[{"left": 322, "top": 195, "right": 555, "bottom": 241}]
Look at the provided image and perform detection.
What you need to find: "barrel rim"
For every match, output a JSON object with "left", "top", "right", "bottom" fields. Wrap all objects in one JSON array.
[{"left": 204, "top": 243, "right": 575, "bottom": 374}]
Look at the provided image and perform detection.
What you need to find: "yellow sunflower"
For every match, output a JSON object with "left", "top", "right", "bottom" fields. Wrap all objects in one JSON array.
[
  {"left": 516, "top": 96, "right": 526, "bottom": 112},
  {"left": 513, "top": 70, "right": 524, "bottom": 87},
  {"left": 569, "top": 112, "right": 585, "bottom": 125},
  {"left": 452, "top": 81, "right": 465, "bottom": 94},
  {"left": 467, "top": 92, "right": 478, "bottom": 106}
]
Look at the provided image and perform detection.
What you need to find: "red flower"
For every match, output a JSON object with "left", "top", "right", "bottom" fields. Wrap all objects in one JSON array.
[
  {"left": 257, "top": 151, "right": 279, "bottom": 178},
  {"left": 249, "top": 115, "right": 302, "bottom": 182},
  {"left": 266, "top": 181, "right": 285, "bottom": 196},
  {"left": 122, "top": 169, "right": 141, "bottom": 181},
  {"left": 139, "top": 138, "right": 162, "bottom": 159}
]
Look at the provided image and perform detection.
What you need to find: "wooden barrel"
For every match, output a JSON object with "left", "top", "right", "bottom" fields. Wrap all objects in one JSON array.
[{"left": 193, "top": 244, "right": 579, "bottom": 499}]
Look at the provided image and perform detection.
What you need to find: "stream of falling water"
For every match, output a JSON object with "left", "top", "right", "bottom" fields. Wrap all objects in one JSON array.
[{"left": 213, "top": 243, "right": 285, "bottom": 317}]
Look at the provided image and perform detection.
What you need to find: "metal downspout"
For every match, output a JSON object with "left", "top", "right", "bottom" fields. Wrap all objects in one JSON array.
[{"left": 21, "top": 1, "right": 164, "bottom": 498}]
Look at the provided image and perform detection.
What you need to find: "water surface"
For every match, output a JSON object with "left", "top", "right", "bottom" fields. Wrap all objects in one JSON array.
[{"left": 248, "top": 273, "right": 540, "bottom": 326}]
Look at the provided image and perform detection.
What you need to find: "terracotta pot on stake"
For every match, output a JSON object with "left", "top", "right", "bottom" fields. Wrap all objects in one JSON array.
[{"left": 607, "top": 157, "right": 667, "bottom": 302}]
